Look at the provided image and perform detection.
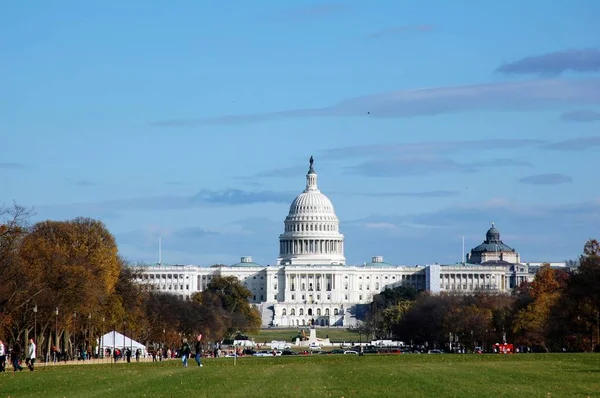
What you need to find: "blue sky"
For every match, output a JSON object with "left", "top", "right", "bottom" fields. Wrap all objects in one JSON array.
[{"left": 2, "top": 0, "right": 600, "bottom": 266}]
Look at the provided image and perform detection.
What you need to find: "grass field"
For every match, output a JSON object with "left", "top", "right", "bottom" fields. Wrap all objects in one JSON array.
[
  {"left": 248, "top": 327, "right": 360, "bottom": 343},
  {"left": 1, "top": 354, "right": 599, "bottom": 397}
]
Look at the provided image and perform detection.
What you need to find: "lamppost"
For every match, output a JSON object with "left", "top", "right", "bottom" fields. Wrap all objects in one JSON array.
[
  {"left": 72, "top": 311, "right": 77, "bottom": 360},
  {"left": 87, "top": 313, "right": 91, "bottom": 360},
  {"left": 358, "top": 329, "right": 363, "bottom": 356},
  {"left": 101, "top": 316, "right": 105, "bottom": 360},
  {"left": 33, "top": 304, "right": 38, "bottom": 350},
  {"left": 55, "top": 307, "right": 59, "bottom": 363}
]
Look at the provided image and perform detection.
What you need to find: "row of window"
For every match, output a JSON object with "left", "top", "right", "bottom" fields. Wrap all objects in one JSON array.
[
  {"left": 440, "top": 274, "right": 497, "bottom": 279},
  {"left": 285, "top": 223, "right": 337, "bottom": 232},
  {"left": 142, "top": 274, "right": 189, "bottom": 280},
  {"left": 290, "top": 293, "right": 364, "bottom": 302},
  {"left": 282, "top": 308, "right": 341, "bottom": 316}
]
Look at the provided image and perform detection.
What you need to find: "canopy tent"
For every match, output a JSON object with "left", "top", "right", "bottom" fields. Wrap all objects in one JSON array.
[{"left": 98, "top": 330, "right": 147, "bottom": 356}]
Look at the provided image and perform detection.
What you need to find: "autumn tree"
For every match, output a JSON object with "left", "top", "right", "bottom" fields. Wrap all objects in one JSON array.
[
  {"left": 0, "top": 203, "right": 33, "bottom": 341},
  {"left": 14, "top": 217, "right": 122, "bottom": 354},
  {"left": 512, "top": 264, "right": 569, "bottom": 351},
  {"left": 192, "top": 276, "right": 261, "bottom": 339}
]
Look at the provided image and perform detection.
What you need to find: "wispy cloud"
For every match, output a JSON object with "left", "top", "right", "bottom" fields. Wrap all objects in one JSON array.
[
  {"left": 344, "top": 156, "right": 531, "bottom": 177},
  {"left": 323, "top": 139, "right": 545, "bottom": 159},
  {"left": 561, "top": 109, "right": 600, "bottom": 122},
  {"left": 337, "top": 190, "right": 460, "bottom": 198},
  {"left": 35, "top": 188, "right": 295, "bottom": 218},
  {"left": 496, "top": 48, "right": 600, "bottom": 76},
  {"left": 367, "top": 25, "right": 433, "bottom": 40},
  {"left": 518, "top": 173, "right": 573, "bottom": 185},
  {"left": 0, "top": 162, "right": 26, "bottom": 169},
  {"left": 191, "top": 189, "right": 292, "bottom": 205},
  {"left": 68, "top": 179, "right": 97, "bottom": 186},
  {"left": 151, "top": 79, "right": 600, "bottom": 127},
  {"left": 542, "top": 136, "right": 600, "bottom": 151}
]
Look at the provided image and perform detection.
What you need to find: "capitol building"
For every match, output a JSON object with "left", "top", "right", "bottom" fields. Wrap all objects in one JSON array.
[{"left": 136, "top": 158, "right": 558, "bottom": 328}]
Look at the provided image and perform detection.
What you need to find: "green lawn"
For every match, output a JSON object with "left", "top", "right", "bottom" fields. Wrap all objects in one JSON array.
[
  {"left": 249, "top": 327, "right": 361, "bottom": 343},
  {"left": 1, "top": 354, "right": 599, "bottom": 397}
]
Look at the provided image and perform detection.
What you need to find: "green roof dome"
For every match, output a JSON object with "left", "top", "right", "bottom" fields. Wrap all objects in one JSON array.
[
  {"left": 363, "top": 256, "right": 395, "bottom": 267},
  {"left": 230, "top": 256, "right": 262, "bottom": 267},
  {"left": 472, "top": 223, "right": 515, "bottom": 253}
]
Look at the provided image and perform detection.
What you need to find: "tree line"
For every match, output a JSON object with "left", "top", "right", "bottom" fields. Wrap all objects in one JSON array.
[
  {"left": 363, "top": 239, "right": 600, "bottom": 352},
  {"left": 0, "top": 203, "right": 260, "bottom": 359}
]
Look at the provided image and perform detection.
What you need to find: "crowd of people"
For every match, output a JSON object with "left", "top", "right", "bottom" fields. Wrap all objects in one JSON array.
[
  {"left": 0, "top": 334, "right": 207, "bottom": 372},
  {"left": 0, "top": 338, "right": 37, "bottom": 372}
]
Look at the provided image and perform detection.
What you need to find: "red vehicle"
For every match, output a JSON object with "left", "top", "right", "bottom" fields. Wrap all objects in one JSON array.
[{"left": 493, "top": 343, "right": 514, "bottom": 354}]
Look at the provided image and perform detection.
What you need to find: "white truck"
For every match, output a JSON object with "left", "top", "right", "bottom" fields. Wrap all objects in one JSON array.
[{"left": 270, "top": 340, "right": 291, "bottom": 350}]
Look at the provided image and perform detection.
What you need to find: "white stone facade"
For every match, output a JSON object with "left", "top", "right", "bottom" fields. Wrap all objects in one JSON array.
[{"left": 136, "top": 158, "right": 542, "bottom": 327}]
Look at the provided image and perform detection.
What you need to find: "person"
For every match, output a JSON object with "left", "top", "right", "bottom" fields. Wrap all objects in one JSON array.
[
  {"left": 194, "top": 334, "right": 203, "bottom": 367},
  {"left": 0, "top": 339, "right": 6, "bottom": 372},
  {"left": 26, "top": 338, "right": 36, "bottom": 371},
  {"left": 11, "top": 341, "right": 23, "bottom": 372},
  {"left": 180, "top": 338, "right": 190, "bottom": 367}
]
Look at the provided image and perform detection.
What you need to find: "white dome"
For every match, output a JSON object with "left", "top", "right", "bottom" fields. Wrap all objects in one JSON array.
[
  {"left": 286, "top": 191, "right": 338, "bottom": 221},
  {"left": 277, "top": 157, "right": 345, "bottom": 266}
]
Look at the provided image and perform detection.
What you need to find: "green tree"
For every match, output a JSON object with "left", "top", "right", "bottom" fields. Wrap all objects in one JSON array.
[{"left": 192, "top": 276, "right": 261, "bottom": 339}]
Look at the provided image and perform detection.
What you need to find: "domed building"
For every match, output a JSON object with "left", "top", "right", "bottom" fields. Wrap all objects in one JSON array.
[
  {"left": 136, "top": 157, "right": 547, "bottom": 329},
  {"left": 466, "top": 223, "right": 521, "bottom": 264},
  {"left": 277, "top": 157, "right": 345, "bottom": 266}
]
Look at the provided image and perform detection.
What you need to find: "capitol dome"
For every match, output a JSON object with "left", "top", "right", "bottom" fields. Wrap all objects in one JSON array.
[{"left": 277, "top": 157, "right": 345, "bottom": 266}]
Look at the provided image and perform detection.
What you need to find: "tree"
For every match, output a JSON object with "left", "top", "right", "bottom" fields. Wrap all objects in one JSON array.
[
  {"left": 192, "top": 276, "right": 261, "bottom": 339},
  {"left": 512, "top": 265, "right": 569, "bottom": 351},
  {"left": 13, "top": 218, "right": 122, "bottom": 353},
  {"left": 365, "top": 286, "right": 417, "bottom": 338}
]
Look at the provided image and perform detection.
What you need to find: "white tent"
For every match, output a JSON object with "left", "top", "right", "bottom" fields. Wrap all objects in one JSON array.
[{"left": 97, "top": 330, "right": 147, "bottom": 356}]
